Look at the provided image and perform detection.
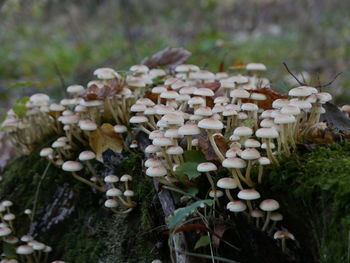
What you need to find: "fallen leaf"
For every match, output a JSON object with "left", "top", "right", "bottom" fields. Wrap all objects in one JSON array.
[
  {"left": 141, "top": 47, "right": 192, "bottom": 70},
  {"left": 88, "top": 123, "right": 123, "bottom": 162},
  {"left": 212, "top": 225, "right": 230, "bottom": 248},
  {"left": 243, "top": 88, "right": 288, "bottom": 110},
  {"left": 82, "top": 79, "right": 122, "bottom": 101},
  {"left": 198, "top": 81, "right": 221, "bottom": 93},
  {"left": 198, "top": 132, "right": 228, "bottom": 161},
  {"left": 321, "top": 102, "right": 350, "bottom": 135}
]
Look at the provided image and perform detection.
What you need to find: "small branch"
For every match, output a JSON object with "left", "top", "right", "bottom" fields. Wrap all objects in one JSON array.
[
  {"left": 315, "top": 72, "right": 342, "bottom": 89},
  {"left": 282, "top": 62, "right": 306, "bottom": 86}
]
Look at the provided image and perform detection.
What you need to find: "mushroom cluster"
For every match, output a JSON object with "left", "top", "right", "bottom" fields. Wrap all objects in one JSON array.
[{"left": 0, "top": 200, "right": 53, "bottom": 263}]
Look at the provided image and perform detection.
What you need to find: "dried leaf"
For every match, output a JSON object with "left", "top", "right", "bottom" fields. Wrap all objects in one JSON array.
[
  {"left": 88, "top": 123, "right": 123, "bottom": 162},
  {"left": 243, "top": 88, "right": 288, "bottom": 110},
  {"left": 82, "top": 79, "right": 122, "bottom": 101},
  {"left": 198, "top": 132, "right": 228, "bottom": 161},
  {"left": 304, "top": 123, "right": 340, "bottom": 145},
  {"left": 141, "top": 47, "right": 191, "bottom": 70},
  {"left": 212, "top": 225, "right": 230, "bottom": 248},
  {"left": 198, "top": 81, "right": 221, "bottom": 93},
  {"left": 321, "top": 102, "right": 350, "bottom": 135}
]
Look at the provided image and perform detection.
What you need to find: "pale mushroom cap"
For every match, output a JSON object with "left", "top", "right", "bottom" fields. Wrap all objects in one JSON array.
[
  {"left": 62, "top": 161, "right": 83, "bottom": 172},
  {"left": 146, "top": 166, "right": 167, "bottom": 177},
  {"left": 124, "top": 190, "right": 134, "bottom": 197},
  {"left": 241, "top": 103, "right": 259, "bottom": 112},
  {"left": 24, "top": 209, "right": 32, "bottom": 215},
  {"left": 164, "top": 128, "right": 183, "bottom": 139},
  {"left": 250, "top": 209, "right": 264, "bottom": 218},
  {"left": 136, "top": 98, "right": 156, "bottom": 107},
  {"left": 197, "top": 162, "right": 217, "bottom": 172},
  {"left": 80, "top": 100, "right": 104, "bottom": 107},
  {"left": 166, "top": 146, "right": 184, "bottom": 155},
  {"left": 106, "top": 188, "right": 122, "bottom": 197},
  {"left": 270, "top": 212, "right": 283, "bottom": 221},
  {"left": 281, "top": 105, "right": 301, "bottom": 115},
  {"left": 178, "top": 124, "right": 201, "bottom": 136},
  {"left": 59, "top": 115, "right": 79, "bottom": 125},
  {"left": 230, "top": 89, "right": 250, "bottom": 99},
  {"left": 114, "top": 125, "right": 128, "bottom": 133},
  {"left": 79, "top": 120, "right": 97, "bottom": 131},
  {"left": 217, "top": 178, "right": 237, "bottom": 189},
  {"left": 40, "top": 147, "right": 54, "bottom": 157},
  {"left": 179, "top": 86, "right": 197, "bottom": 95},
  {"left": 238, "top": 189, "right": 261, "bottom": 200},
  {"left": 120, "top": 174, "right": 132, "bottom": 182},
  {"left": 145, "top": 158, "right": 163, "bottom": 168},
  {"left": 0, "top": 227, "right": 11, "bottom": 237},
  {"left": 289, "top": 99, "right": 312, "bottom": 110},
  {"left": 209, "top": 190, "right": 224, "bottom": 198},
  {"left": 225, "top": 148, "right": 241, "bottom": 158},
  {"left": 198, "top": 118, "right": 224, "bottom": 130},
  {"left": 67, "top": 85, "right": 85, "bottom": 94},
  {"left": 226, "top": 200, "right": 247, "bottom": 212},
  {"left": 259, "top": 199, "right": 280, "bottom": 211},
  {"left": 195, "top": 107, "right": 213, "bottom": 117},
  {"left": 194, "top": 88, "right": 215, "bottom": 97},
  {"left": 52, "top": 140, "right": 65, "bottom": 148},
  {"left": 160, "top": 90, "right": 179, "bottom": 100},
  {"left": 250, "top": 92, "right": 267, "bottom": 101},
  {"left": 246, "top": 63, "right": 266, "bottom": 71},
  {"left": 32, "top": 241, "right": 46, "bottom": 251},
  {"left": 240, "top": 148, "right": 261, "bottom": 160},
  {"left": 255, "top": 128, "right": 279, "bottom": 138},
  {"left": 104, "top": 175, "right": 119, "bottom": 183},
  {"left": 152, "top": 137, "right": 173, "bottom": 147},
  {"left": 258, "top": 157, "right": 271, "bottom": 165},
  {"left": 274, "top": 231, "right": 295, "bottom": 240},
  {"left": 244, "top": 139, "right": 261, "bottom": 148},
  {"left": 152, "top": 86, "right": 167, "bottom": 94},
  {"left": 233, "top": 126, "right": 253, "bottom": 137},
  {"left": 260, "top": 118, "right": 274, "bottom": 128},
  {"left": 2, "top": 200, "right": 13, "bottom": 207},
  {"left": 272, "top": 99, "right": 290, "bottom": 109},
  {"left": 49, "top": 103, "right": 65, "bottom": 112},
  {"left": 20, "top": 235, "right": 33, "bottom": 242},
  {"left": 131, "top": 104, "right": 147, "bottom": 113},
  {"left": 222, "top": 158, "right": 246, "bottom": 169},
  {"left": 30, "top": 93, "right": 50, "bottom": 106},
  {"left": 288, "top": 86, "right": 313, "bottom": 97},
  {"left": 274, "top": 114, "right": 296, "bottom": 124},
  {"left": 130, "top": 115, "right": 148, "bottom": 124},
  {"left": 162, "top": 113, "right": 184, "bottom": 125},
  {"left": 149, "top": 130, "right": 165, "bottom": 140},
  {"left": 104, "top": 199, "right": 118, "bottom": 208},
  {"left": 3, "top": 213, "right": 15, "bottom": 221},
  {"left": 130, "top": 64, "right": 149, "bottom": 74},
  {"left": 145, "top": 145, "right": 160, "bottom": 154},
  {"left": 79, "top": 151, "right": 96, "bottom": 161},
  {"left": 16, "top": 245, "right": 34, "bottom": 255},
  {"left": 93, "top": 67, "right": 120, "bottom": 79}
]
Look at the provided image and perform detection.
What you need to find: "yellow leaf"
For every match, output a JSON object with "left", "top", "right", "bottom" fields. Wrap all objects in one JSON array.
[{"left": 88, "top": 123, "right": 123, "bottom": 162}]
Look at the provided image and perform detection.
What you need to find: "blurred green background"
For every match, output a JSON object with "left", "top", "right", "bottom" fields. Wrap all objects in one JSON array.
[{"left": 1, "top": 0, "right": 350, "bottom": 116}]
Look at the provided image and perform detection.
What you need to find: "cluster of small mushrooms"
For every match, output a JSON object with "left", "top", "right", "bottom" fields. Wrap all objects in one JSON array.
[{"left": 1, "top": 61, "right": 342, "bottom": 258}]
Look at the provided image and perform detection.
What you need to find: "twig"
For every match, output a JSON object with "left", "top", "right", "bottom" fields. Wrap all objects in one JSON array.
[
  {"left": 282, "top": 62, "right": 306, "bottom": 86},
  {"left": 315, "top": 72, "right": 342, "bottom": 89}
]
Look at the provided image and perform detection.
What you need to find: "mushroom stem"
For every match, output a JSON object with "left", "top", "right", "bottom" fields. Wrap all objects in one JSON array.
[
  {"left": 72, "top": 172, "right": 105, "bottom": 192},
  {"left": 187, "top": 135, "right": 192, "bottom": 151},
  {"left": 208, "top": 131, "right": 225, "bottom": 162},
  {"left": 264, "top": 138, "right": 279, "bottom": 166},
  {"left": 139, "top": 125, "right": 151, "bottom": 135},
  {"left": 235, "top": 168, "right": 253, "bottom": 187},
  {"left": 262, "top": 211, "right": 271, "bottom": 231},
  {"left": 281, "top": 238, "right": 286, "bottom": 253},
  {"left": 245, "top": 160, "right": 254, "bottom": 186},
  {"left": 205, "top": 172, "right": 216, "bottom": 191},
  {"left": 258, "top": 165, "right": 263, "bottom": 184},
  {"left": 86, "top": 161, "right": 105, "bottom": 187},
  {"left": 268, "top": 221, "right": 277, "bottom": 235},
  {"left": 111, "top": 207, "right": 134, "bottom": 214},
  {"left": 246, "top": 200, "right": 253, "bottom": 213},
  {"left": 225, "top": 189, "right": 234, "bottom": 201},
  {"left": 256, "top": 218, "right": 260, "bottom": 228}
]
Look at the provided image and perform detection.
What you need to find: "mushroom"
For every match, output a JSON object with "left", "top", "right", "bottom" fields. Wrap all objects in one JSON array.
[
  {"left": 259, "top": 199, "right": 280, "bottom": 231},
  {"left": 216, "top": 177, "right": 237, "bottom": 201},
  {"left": 197, "top": 162, "right": 218, "bottom": 193},
  {"left": 237, "top": 189, "right": 261, "bottom": 213},
  {"left": 274, "top": 231, "right": 295, "bottom": 253},
  {"left": 78, "top": 150, "right": 105, "bottom": 188}
]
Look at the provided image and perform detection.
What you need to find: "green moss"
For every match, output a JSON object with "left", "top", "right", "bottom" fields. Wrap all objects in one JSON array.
[{"left": 266, "top": 143, "right": 350, "bottom": 263}]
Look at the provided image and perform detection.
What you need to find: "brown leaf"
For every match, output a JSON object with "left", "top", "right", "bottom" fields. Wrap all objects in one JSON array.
[
  {"left": 82, "top": 79, "right": 122, "bottom": 101},
  {"left": 321, "top": 102, "right": 350, "bottom": 135},
  {"left": 243, "top": 88, "right": 288, "bottom": 110},
  {"left": 198, "top": 132, "right": 228, "bottom": 161},
  {"left": 212, "top": 225, "right": 230, "bottom": 248},
  {"left": 141, "top": 47, "right": 192, "bottom": 70},
  {"left": 198, "top": 81, "right": 221, "bottom": 93},
  {"left": 304, "top": 123, "right": 339, "bottom": 145},
  {"left": 88, "top": 123, "right": 123, "bottom": 162}
]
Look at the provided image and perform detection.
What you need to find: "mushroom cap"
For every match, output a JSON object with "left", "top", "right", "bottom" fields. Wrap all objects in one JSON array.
[
  {"left": 195, "top": 107, "right": 213, "bottom": 117},
  {"left": 289, "top": 99, "right": 312, "bottom": 109},
  {"left": 59, "top": 115, "right": 79, "bottom": 125},
  {"left": 238, "top": 189, "right": 261, "bottom": 200},
  {"left": 162, "top": 113, "right": 184, "bottom": 126},
  {"left": 250, "top": 209, "right": 264, "bottom": 218},
  {"left": 24, "top": 209, "right": 32, "bottom": 215},
  {"left": 2, "top": 200, "right": 13, "bottom": 207},
  {"left": 188, "top": 96, "right": 206, "bottom": 107},
  {"left": 104, "top": 199, "right": 118, "bottom": 208},
  {"left": 194, "top": 88, "right": 215, "bottom": 97},
  {"left": 274, "top": 231, "right": 295, "bottom": 240},
  {"left": 160, "top": 90, "right": 179, "bottom": 100},
  {"left": 225, "top": 148, "right": 241, "bottom": 158},
  {"left": 198, "top": 118, "right": 224, "bottom": 130},
  {"left": 62, "top": 161, "right": 83, "bottom": 172},
  {"left": 0, "top": 227, "right": 11, "bottom": 237},
  {"left": 281, "top": 105, "right": 301, "bottom": 115},
  {"left": 106, "top": 188, "right": 122, "bottom": 197},
  {"left": 258, "top": 157, "right": 271, "bottom": 165},
  {"left": 260, "top": 118, "right": 274, "bottom": 128},
  {"left": 209, "top": 190, "right": 224, "bottom": 198},
  {"left": 255, "top": 128, "right": 279, "bottom": 138},
  {"left": 241, "top": 103, "right": 259, "bottom": 112},
  {"left": 274, "top": 114, "right": 296, "bottom": 124},
  {"left": 20, "top": 235, "right": 33, "bottom": 242},
  {"left": 136, "top": 98, "right": 155, "bottom": 107},
  {"left": 104, "top": 175, "right": 119, "bottom": 183},
  {"left": 240, "top": 148, "right": 261, "bottom": 160},
  {"left": 270, "top": 212, "right": 283, "bottom": 221},
  {"left": 149, "top": 130, "right": 165, "bottom": 140},
  {"left": 272, "top": 99, "right": 290, "bottom": 109},
  {"left": 52, "top": 140, "right": 65, "bottom": 148},
  {"left": 79, "top": 151, "right": 96, "bottom": 161},
  {"left": 130, "top": 104, "right": 147, "bottom": 113},
  {"left": 288, "top": 86, "right": 313, "bottom": 97},
  {"left": 30, "top": 93, "right": 50, "bottom": 106},
  {"left": 80, "top": 99, "right": 104, "bottom": 107},
  {"left": 31, "top": 241, "right": 46, "bottom": 251},
  {"left": 144, "top": 145, "right": 160, "bottom": 154},
  {"left": 114, "top": 125, "right": 127, "bottom": 133},
  {"left": 226, "top": 200, "right": 247, "bottom": 212},
  {"left": 94, "top": 67, "right": 120, "bottom": 79},
  {"left": 152, "top": 137, "right": 173, "bottom": 147},
  {"left": 120, "top": 174, "right": 132, "bottom": 182},
  {"left": 197, "top": 162, "right": 217, "bottom": 172},
  {"left": 222, "top": 158, "right": 246, "bottom": 169},
  {"left": 67, "top": 85, "right": 85, "bottom": 94},
  {"left": 164, "top": 128, "right": 183, "bottom": 139},
  {"left": 246, "top": 63, "right": 266, "bottom": 71},
  {"left": 259, "top": 199, "right": 280, "bottom": 211},
  {"left": 145, "top": 158, "right": 163, "bottom": 168},
  {"left": 130, "top": 64, "right": 149, "bottom": 74},
  {"left": 152, "top": 86, "right": 167, "bottom": 94},
  {"left": 230, "top": 89, "right": 250, "bottom": 99},
  {"left": 146, "top": 166, "right": 167, "bottom": 177},
  {"left": 166, "top": 146, "right": 184, "bottom": 155},
  {"left": 40, "top": 147, "right": 54, "bottom": 157},
  {"left": 124, "top": 190, "right": 134, "bottom": 197},
  {"left": 130, "top": 115, "right": 148, "bottom": 124},
  {"left": 244, "top": 139, "right": 261, "bottom": 148},
  {"left": 233, "top": 126, "right": 253, "bottom": 137},
  {"left": 179, "top": 86, "right": 197, "bottom": 95},
  {"left": 217, "top": 178, "right": 237, "bottom": 189},
  {"left": 16, "top": 245, "right": 34, "bottom": 255},
  {"left": 250, "top": 92, "right": 267, "bottom": 101},
  {"left": 49, "top": 103, "right": 65, "bottom": 112},
  {"left": 178, "top": 124, "right": 201, "bottom": 136},
  {"left": 3, "top": 213, "right": 15, "bottom": 221},
  {"left": 79, "top": 120, "right": 97, "bottom": 131}
]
